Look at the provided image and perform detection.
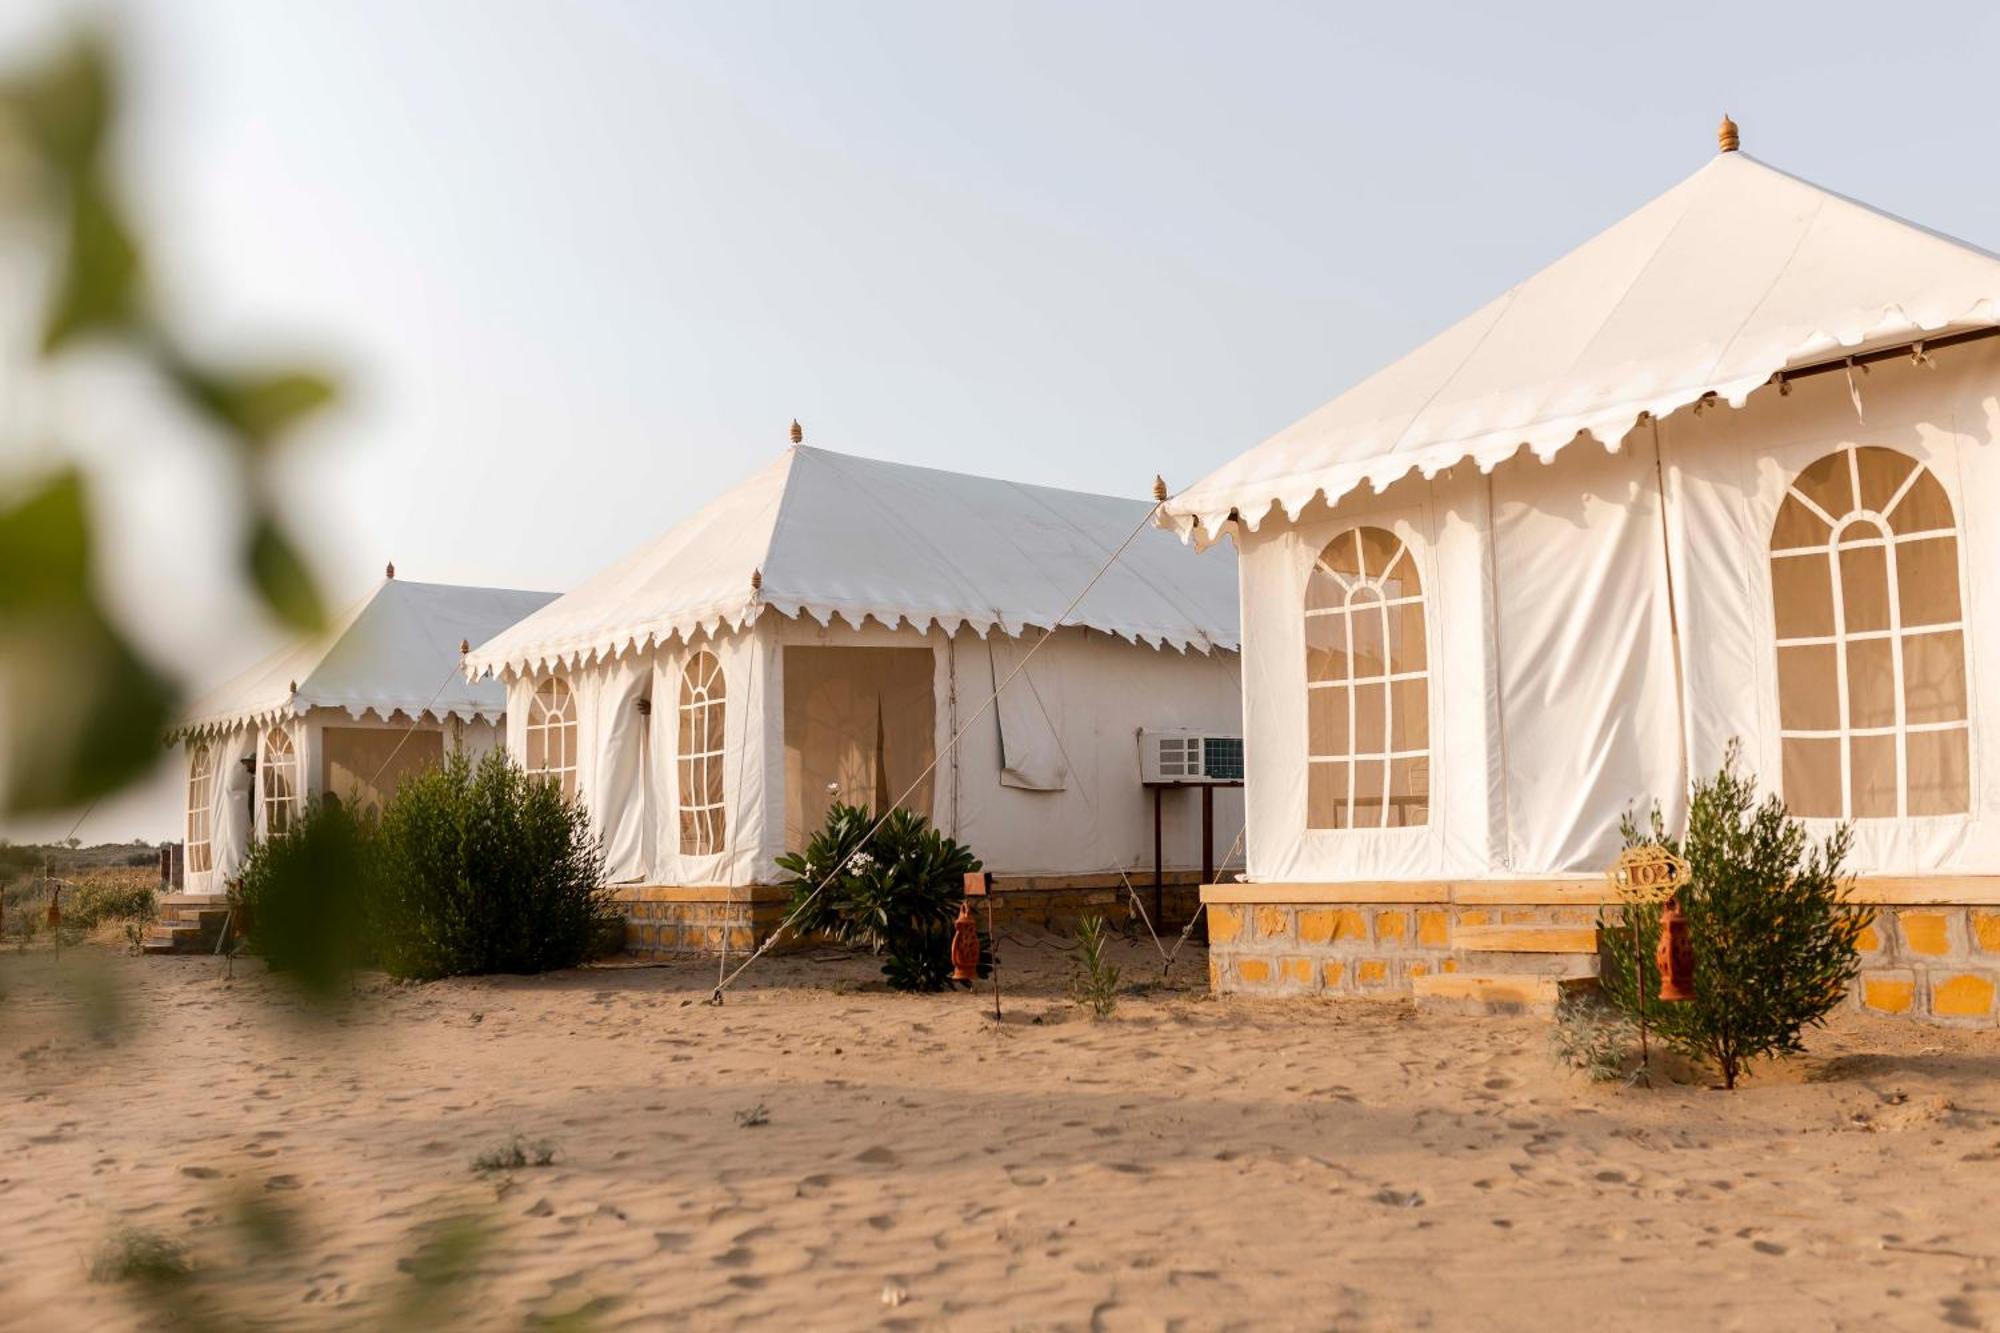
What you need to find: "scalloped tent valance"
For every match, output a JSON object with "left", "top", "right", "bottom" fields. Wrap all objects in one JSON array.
[
  {"left": 1162, "top": 151, "right": 2000, "bottom": 545},
  {"left": 465, "top": 446, "right": 1241, "bottom": 681},
  {"left": 174, "top": 578, "right": 559, "bottom": 741}
]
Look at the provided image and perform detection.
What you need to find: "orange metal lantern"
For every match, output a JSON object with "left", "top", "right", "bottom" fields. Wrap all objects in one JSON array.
[
  {"left": 950, "top": 900, "right": 981, "bottom": 984},
  {"left": 1656, "top": 895, "right": 1695, "bottom": 1002},
  {"left": 46, "top": 886, "right": 61, "bottom": 931}
]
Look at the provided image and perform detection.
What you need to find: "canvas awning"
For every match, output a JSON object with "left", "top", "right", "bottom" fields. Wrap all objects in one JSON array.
[
  {"left": 466, "top": 446, "right": 1241, "bottom": 679},
  {"left": 174, "top": 578, "right": 559, "bottom": 740},
  {"left": 1163, "top": 147, "right": 2000, "bottom": 545}
]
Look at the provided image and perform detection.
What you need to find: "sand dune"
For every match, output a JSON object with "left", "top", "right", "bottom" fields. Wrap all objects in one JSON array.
[{"left": 4, "top": 937, "right": 1999, "bottom": 1329}]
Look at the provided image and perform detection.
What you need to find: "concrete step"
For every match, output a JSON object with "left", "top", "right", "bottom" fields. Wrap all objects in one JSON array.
[
  {"left": 1455, "top": 924, "right": 1601, "bottom": 954},
  {"left": 1412, "top": 972, "right": 1598, "bottom": 1015},
  {"left": 160, "top": 907, "right": 230, "bottom": 930},
  {"left": 157, "top": 894, "right": 227, "bottom": 910}
]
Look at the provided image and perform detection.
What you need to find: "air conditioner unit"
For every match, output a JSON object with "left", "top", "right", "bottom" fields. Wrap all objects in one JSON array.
[{"left": 1138, "top": 729, "right": 1245, "bottom": 785}]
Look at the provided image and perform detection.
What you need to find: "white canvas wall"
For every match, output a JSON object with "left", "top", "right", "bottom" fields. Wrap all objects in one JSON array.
[
  {"left": 1234, "top": 468, "right": 1495, "bottom": 884},
  {"left": 1665, "top": 342, "right": 2000, "bottom": 874},
  {"left": 1233, "top": 341, "right": 1999, "bottom": 886},
  {"left": 518, "top": 616, "right": 1245, "bottom": 888}
]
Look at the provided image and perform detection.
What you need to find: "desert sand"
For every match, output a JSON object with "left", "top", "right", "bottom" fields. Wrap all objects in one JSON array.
[{"left": 3, "top": 935, "right": 1999, "bottom": 1330}]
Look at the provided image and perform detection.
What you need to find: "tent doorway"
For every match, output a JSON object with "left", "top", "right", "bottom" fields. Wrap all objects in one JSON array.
[
  {"left": 783, "top": 646, "right": 936, "bottom": 851},
  {"left": 322, "top": 725, "right": 444, "bottom": 815}
]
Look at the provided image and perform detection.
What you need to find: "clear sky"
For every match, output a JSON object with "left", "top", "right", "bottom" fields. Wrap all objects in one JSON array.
[{"left": 7, "top": 0, "right": 2000, "bottom": 842}]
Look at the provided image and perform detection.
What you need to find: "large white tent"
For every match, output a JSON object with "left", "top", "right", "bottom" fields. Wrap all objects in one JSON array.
[
  {"left": 1168, "top": 126, "right": 2000, "bottom": 1021},
  {"left": 171, "top": 575, "right": 557, "bottom": 895},
  {"left": 466, "top": 445, "right": 1242, "bottom": 950}
]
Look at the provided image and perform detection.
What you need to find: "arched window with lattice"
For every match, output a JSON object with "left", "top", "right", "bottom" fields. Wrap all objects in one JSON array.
[
  {"left": 1770, "top": 445, "right": 1968, "bottom": 819},
  {"left": 261, "top": 726, "right": 298, "bottom": 836},
  {"left": 1305, "top": 526, "right": 1429, "bottom": 829},
  {"left": 678, "top": 651, "right": 727, "bottom": 856},
  {"left": 187, "top": 743, "right": 215, "bottom": 874},
  {"left": 525, "top": 676, "right": 578, "bottom": 800}
]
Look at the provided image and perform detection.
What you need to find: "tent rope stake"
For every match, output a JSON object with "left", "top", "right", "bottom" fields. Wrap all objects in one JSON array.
[{"left": 708, "top": 497, "right": 1173, "bottom": 1004}]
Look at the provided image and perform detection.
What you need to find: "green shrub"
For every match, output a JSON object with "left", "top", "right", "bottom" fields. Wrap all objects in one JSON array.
[
  {"left": 775, "top": 802, "right": 981, "bottom": 992},
  {"left": 370, "top": 750, "right": 611, "bottom": 980},
  {"left": 233, "top": 799, "right": 379, "bottom": 1001},
  {"left": 1599, "top": 744, "right": 1866, "bottom": 1089},
  {"left": 1070, "top": 914, "right": 1120, "bottom": 1019},
  {"left": 67, "top": 871, "right": 157, "bottom": 929}
]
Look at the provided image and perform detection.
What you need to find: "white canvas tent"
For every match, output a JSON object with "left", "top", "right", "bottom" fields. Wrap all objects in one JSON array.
[
  {"left": 465, "top": 445, "right": 1242, "bottom": 941},
  {"left": 1167, "top": 127, "right": 2000, "bottom": 1019},
  {"left": 171, "top": 575, "right": 558, "bottom": 894}
]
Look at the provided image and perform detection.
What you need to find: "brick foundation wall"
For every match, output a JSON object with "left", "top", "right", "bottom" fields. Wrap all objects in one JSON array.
[
  {"left": 1852, "top": 906, "right": 2000, "bottom": 1023},
  {"left": 1207, "top": 901, "right": 1598, "bottom": 996},
  {"left": 613, "top": 872, "right": 1205, "bottom": 959}
]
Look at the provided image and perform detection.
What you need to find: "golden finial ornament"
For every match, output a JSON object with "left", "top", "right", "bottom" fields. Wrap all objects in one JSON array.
[
  {"left": 750, "top": 568, "right": 762, "bottom": 592},
  {"left": 1151, "top": 475, "right": 1168, "bottom": 503},
  {"left": 459, "top": 639, "right": 470, "bottom": 656},
  {"left": 1717, "top": 113, "right": 1739, "bottom": 153},
  {"left": 385, "top": 561, "right": 396, "bottom": 579},
  {"left": 789, "top": 420, "right": 803, "bottom": 445}
]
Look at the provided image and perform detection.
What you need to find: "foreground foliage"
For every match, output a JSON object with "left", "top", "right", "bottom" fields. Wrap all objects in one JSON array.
[
  {"left": 1599, "top": 745, "right": 1865, "bottom": 1089},
  {"left": 776, "top": 802, "right": 981, "bottom": 991},
  {"left": 1069, "top": 914, "right": 1121, "bottom": 1019}
]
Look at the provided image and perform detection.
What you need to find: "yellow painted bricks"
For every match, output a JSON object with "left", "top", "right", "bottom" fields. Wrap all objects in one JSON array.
[
  {"left": 1932, "top": 973, "right": 1996, "bottom": 1019},
  {"left": 1861, "top": 973, "right": 1916, "bottom": 1014},
  {"left": 1298, "top": 908, "right": 1367, "bottom": 945}
]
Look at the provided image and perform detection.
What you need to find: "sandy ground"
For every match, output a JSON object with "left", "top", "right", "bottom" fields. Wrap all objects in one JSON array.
[{"left": 3, "top": 936, "right": 2000, "bottom": 1331}]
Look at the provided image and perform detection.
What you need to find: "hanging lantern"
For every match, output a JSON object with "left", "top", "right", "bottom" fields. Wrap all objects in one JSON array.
[
  {"left": 1656, "top": 894, "right": 1695, "bottom": 1002},
  {"left": 949, "top": 900, "right": 981, "bottom": 985},
  {"left": 46, "top": 885, "right": 61, "bottom": 930}
]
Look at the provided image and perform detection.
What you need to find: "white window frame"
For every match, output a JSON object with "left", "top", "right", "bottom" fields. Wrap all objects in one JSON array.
[
  {"left": 678, "top": 650, "right": 727, "bottom": 856},
  {"left": 525, "top": 676, "right": 579, "bottom": 800},
  {"left": 1305, "top": 525, "right": 1431, "bottom": 830},
  {"left": 260, "top": 725, "right": 299, "bottom": 836},
  {"left": 187, "top": 742, "right": 214, "bottom": 874},
  {"left": 1771, "top": 445, "right": 1969, "bottom": 819}
]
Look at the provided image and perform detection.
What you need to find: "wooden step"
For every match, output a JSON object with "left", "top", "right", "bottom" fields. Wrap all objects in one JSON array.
[
  {"left": 1454, "top": 924, "right": 1601, "bottom": 954},
  {"left": 1412, "top": 972, "right": 1598, "bottom": 1014}
]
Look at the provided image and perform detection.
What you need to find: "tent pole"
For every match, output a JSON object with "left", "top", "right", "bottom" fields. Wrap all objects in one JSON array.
[{"left": 1152, "top": 785, "right": 1164, "bottom": 926}]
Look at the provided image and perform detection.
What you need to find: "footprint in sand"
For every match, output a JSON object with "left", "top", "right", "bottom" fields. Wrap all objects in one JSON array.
[
  {"left": 797, "top": 1174, "right": 834, "bottom": 1198},
  {"left": 1006, "top": 1166, "right": 1049, "bottom": 1187},
  {"left": 856, "top": 1145, "right": 900, "bottom": 1167}
]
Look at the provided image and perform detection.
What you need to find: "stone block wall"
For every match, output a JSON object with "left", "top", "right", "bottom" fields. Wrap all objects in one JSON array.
[
  {"left": 1852, "top": 906, "right": 2000, "bottom": 1024},
  {"left": 616, "top": 887, "right": 790, "bottom": 960},
  {"left": 1206, "top": 901, "right": 1603, "bottom": 996}
]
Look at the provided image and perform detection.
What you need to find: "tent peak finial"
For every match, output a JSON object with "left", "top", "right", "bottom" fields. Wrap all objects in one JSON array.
[
  {"left": 1151, "top": 474, "right": 1168, "bottom": 503},
  {"left": 789, "top": 419, "right": 803, "bottom": 445},
  {"left": 750, "top": 567, "right": 762, "bottom": 592},
  {"left": 385, "top": 561, "right": 396, "bottom": 579},
  {"left": 1718, "top": 113, "right": 1739, "bottom": 153}
]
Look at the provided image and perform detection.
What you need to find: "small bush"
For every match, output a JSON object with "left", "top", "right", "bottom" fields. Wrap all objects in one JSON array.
[
  {"left": 471, "top": 1135, "right": 557, "bottom": 1172},
  {"left": 1550, "top": 990, "right": 1637, "bottom": 1082},
  {"left": 67, "top": 871, "right": 157, "bottom": 929},
  {"left": 1599, "top": 743, "right": 1866, "bottom": 1089},
  {"left": 371, "top": 750, "right": 612, "bottom": 980},
  {"left": 234, "top": 799, "right": 379, "bottom": 1001},
  {"left": 775, "top": 802, "right": 981, "bottom": 992},
  {"left": 1069, "top": 915, "right": 1121, "bottom": 1019},
  {"left": 90, "top": 1227, "right": 192, "bottom": 1287}
]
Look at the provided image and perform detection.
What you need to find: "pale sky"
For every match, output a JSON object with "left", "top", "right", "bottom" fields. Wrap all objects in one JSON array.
[{"left": 7, "top": 0, "right": 2000, "bottom": 843}]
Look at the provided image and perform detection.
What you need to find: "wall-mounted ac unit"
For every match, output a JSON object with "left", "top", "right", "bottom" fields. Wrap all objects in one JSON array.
[{"left": 1138, "top": 729, "right": 1245, "bottom": 785}]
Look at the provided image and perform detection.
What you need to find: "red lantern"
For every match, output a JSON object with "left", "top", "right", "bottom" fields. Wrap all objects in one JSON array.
[
  {"left": 950, "top": 900, "right": 981, "bottom": 985},
  {"left": 1656, "top": 895, "right": 1694, "bottom": 1002}
]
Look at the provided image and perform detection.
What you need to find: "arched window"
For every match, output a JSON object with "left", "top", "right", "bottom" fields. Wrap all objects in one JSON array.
[
  {"left": 1305, "top": 526, "right": 1429, "bottom": 829},
  {"left": 678, "top": 651, "right": 727, "bottom": 855},
  {"left": 261, "top": 727, "right": 298, "bottom": 835},
  {"left": 186, "top": 743, "right": 215, "bottom": 874},
  {"left": 1771, "top": 446, "right": 1968, "bottom": 819},
  {"left": 525, "top": 676, "right": 578, "bottom": 800}
]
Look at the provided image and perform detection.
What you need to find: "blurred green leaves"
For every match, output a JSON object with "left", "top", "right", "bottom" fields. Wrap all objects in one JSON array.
[{"left": 0, "top": 29, "right": 344, "bottom": 814}]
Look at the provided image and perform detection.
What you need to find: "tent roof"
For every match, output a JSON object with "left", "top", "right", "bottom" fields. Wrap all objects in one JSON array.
[
  {"left": 467, "top": 446, "right": 1240, "bottom": 678},
  {"left": 176, "top": 578, "right": 559, "bottom": 740},
  {"left": 1164, "top": 149, "right": 2000, "bottom": 544}
]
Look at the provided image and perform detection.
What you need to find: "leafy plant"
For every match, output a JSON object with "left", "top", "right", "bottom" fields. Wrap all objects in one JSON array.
[
  {"left": 1069, "top": 914, "right": 1121, "bottom": 1019},
  {"left": 370, "top": 750, "right": 612, "bottom": 981},
  {"left": 0, "top": 33, "right": 341, "bottom": 816},
  {"left": 775, "top": 802, "right": 981, "bottom": 992},
  {"left": 89, "top": 1227, "right": 192, "bottom": 1288},
  {"left": 233, "top": 798, "right": 379, "bottom": 1003},
  {"left": 1599, "top": 743, "right": 1866, "bottom": 1089}
]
